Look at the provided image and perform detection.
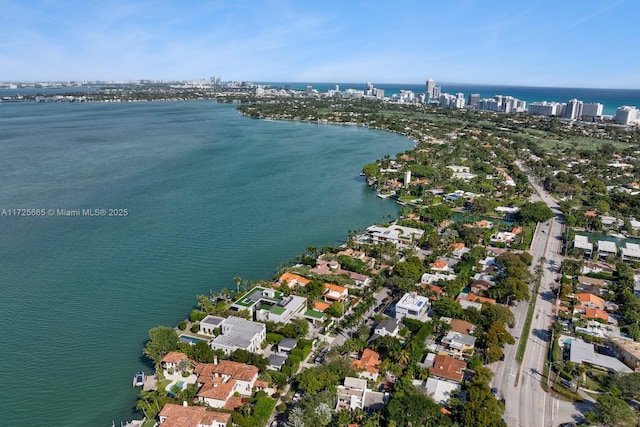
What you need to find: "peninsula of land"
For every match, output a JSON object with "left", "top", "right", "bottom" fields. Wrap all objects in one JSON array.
[{"left": 132, "top": 82, "right": 640, "bottom": 427}]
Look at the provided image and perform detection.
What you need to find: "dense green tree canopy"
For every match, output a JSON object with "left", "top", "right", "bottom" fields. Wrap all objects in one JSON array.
[
  {"left": 586, "top": 395, "right": 637, "bottom": 427},
  {"left": 143, "top": 326, "right": 178, "bottom": 365},
  {"left": 518, "top": 201, "right": 554, "bottom": 224},
  {"left": 385, "top": 384, "right": 449, "bottom": 427},
  {"left": 454, "top": 382, "right": 506, "bottom": 427}
]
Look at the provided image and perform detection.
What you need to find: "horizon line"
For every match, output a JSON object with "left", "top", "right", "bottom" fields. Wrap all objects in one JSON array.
[{"left": 3, "top": 79, "right": 640, "bottom": 91}]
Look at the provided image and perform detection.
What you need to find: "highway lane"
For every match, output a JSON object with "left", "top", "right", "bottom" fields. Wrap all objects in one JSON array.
[{"left": 497, "top": 164, "right": 581, "bottom": 427}]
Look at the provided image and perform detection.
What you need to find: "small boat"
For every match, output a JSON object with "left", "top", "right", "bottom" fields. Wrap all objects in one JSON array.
[
  {"left": 606, "top": 232, "right": 626, "bottom": 239},
  {"left": 133, "top": 371, "right": 145, "bottom": 387}
]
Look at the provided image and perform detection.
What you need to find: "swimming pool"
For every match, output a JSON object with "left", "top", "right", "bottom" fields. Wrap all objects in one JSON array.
[
  {"left": 178, "top": 334, "right": 206, "bottom": 345},
  {"left": 168, "top": 381, "right": 185, "bottom": 397}
]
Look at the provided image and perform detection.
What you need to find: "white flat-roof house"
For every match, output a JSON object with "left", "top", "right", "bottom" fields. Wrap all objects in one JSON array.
[
  {"left": 574, "top": 235, "right": 593, "bottom": 256},
  {"left": 569, "top": 339, "right": 632, "bottom": 373},
  {"left": 597, "top": 240, "right": 617, "bottom": 259},
  {"left": 209, "top": 316, "right": 266, "bottom": 355},
  {"left": 199, "top": 315, "right": 225, "bottom": 336},
  {"left": 447, "top": 165, "right": 477, "bottom": 181},
  {"left": 229, "top": 286, "right": 307, "bottom": 324},
  {"left": 395, "top": 292, "right": 429, "bottom": 321},
  {"left": 335, "top": 377, "right": 388, "bottom": 412},
  {"left": 423, "top": 377, "right": 460, "bottom": 405},
  {"left": 621, "top": 243, "right": 640, "bottom": 262},
  {"left": 366, "top": 224, "right": 424, "bottom": 249}
]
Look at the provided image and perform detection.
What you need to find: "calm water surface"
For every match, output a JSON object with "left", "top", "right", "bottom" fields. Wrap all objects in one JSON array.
[{"left": 0, "top": 100, "right": 411, "bottom": 426}]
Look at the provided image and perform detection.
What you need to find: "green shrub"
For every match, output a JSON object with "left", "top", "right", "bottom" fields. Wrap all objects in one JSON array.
[
  {"left": 290, "top": 349, "right": 305, "bottom": 360},
  {"left": 178, "top": 321, "right": 187, "bottom": 330},
  {"left": 190, "top": 323, "right": 199, "bottom": 333},
  {"left": 189, "top": 310, "right": 207, "bottom": 322},
  {"left": 551, "top": 384, "right": 583, "bottom": 402},
  {"left": 287, "top": 355, "right": 301, "bottom": 365},
  {"left": 560, "top": 370, "right": 573, "bottom": 381},
  {"left": 266, "top": 333, "right": 284, "bottom": 344},
  {"left": 298, "top": 339, "right": 313, "bottom": 349}
]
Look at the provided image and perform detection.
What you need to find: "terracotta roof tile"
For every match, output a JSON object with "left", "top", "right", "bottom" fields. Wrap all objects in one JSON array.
[
  {"left": 158, "top": 403, "right": 231, "bottom": 427},
  {"left": 162, "top": 351, "right": 188, "bottom": 364},
  {"left": 429, "top": 354, "right": 467, "bottom": 383}
]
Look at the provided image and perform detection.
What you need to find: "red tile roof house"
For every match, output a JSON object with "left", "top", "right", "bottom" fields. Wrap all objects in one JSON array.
[
  {"left": 449, "top": 319, "right": 475, "bottom": 335},
  {"left": 447, "top": 242, "right": 469, "bottom": 258},
  {"left": 161, "top": 351, "right": 191, "bottom": 373},
  {"left": 324, "top": 283, "right": 349, "bottom": 302},
  {"left": 158, "top": 403, "right": 230, "bottom": 427},
  {"left": 429, "top": 354, "right": 467, "bottom": 383},
  {"left": 574, "top": 306, "right": 609, "bottom": 323},
  {"left": 429, "top": 260, "right": 451, "bottom": 272},
  {"left": 456, "top": 292, "right": 496, "bottom": 305},
  {"left": 574, "top": 293, "right": 605, "bottom": 310},
  {"left": 194, "top": 360, "right": 259, "bottom": 409},
  {"left": 352, "top": 348, "right": 381, "bottom": 381},
  {"left": 275, "top": 272, "right": 310, "bottom": 289}
]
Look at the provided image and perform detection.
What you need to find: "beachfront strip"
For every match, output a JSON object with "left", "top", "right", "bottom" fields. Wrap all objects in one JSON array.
[
  {"left": 3, "top": 78, "right": 640, "bottom": 126},
  {"left": 251, "top": 78, "right": 640, "bottom": 125}
]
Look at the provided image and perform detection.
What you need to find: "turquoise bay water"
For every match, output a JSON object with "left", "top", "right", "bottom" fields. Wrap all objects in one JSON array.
[{"left": 0, "top": 101, "right": 411, "bottom": 426}]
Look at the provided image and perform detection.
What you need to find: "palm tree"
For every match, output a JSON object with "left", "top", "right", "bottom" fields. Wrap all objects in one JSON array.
[
  {"left": 417, "top": 367, "right": 430, "bottom": 381},
  {"left": 135, "top": 398, "right": 150, "bottom": 419},
  {"left": 136, "top": 390, "right": 161, "bottom": 419},
  {"left": 177, "top": 358, "right": 191, "bottom": 374},
  {"left": 233, "top": 276, "right": 242, "bottom": 293},
  {"left": 396, "top": 348, "right": 410, "bottom": 365},
  {"left": 350, "top": 407, "right": 366, "bottom": 423}
]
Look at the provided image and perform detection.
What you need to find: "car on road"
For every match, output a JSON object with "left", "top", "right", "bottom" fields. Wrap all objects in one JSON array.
[{"left": 560, "top": 380, "right": 573, "bottom": 389}]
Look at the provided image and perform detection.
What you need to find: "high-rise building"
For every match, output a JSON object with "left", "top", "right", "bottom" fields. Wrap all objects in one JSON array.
[
  {"left": 478, "top": 98, "right": 500, "bottom": 112},
  {"left": 565, "top": 99, "right": 583, "bottom": 120},
  {"left": 365, "top": 82, "right": 374, "bottom": 96},
  {"left": 615, "top": 106, "right": 638, "bottom": 125},
  {"left": 433, "top": 86, "right": 441, "bottom": 100},
  {"left": 529, "top": 101, "right": 563, "bottom": 116},
  {"left": 468, "top": 94, "right": 480, "bottom": 107},
  {"left": 425, "top": 79, "right": 435, "bottom": 103},
  {"left": 582, "top": 103, "right": 603, "bottom": 118}
]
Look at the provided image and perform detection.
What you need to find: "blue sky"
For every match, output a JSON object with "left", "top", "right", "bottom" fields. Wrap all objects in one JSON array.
[{"left": 2, "top": 0, "right": 638, "bottom": 88}]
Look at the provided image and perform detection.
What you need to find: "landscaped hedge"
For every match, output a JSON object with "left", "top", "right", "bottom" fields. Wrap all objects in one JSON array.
[
  {"left": 266, "top": 333, "right": 284, "bottom": 344},
  {"left": 189, "top": 310, "right": 207, "bottom": 322}
]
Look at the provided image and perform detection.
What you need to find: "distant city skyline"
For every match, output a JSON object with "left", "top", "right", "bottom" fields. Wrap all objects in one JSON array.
[{"left": 2, "top": 0, "right": 639, "bottom": 89}]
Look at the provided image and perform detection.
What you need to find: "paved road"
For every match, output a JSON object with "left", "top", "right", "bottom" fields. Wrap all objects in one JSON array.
[
  {"left": 331, "top": 286, "right": 391, "bottom": 347},
  {"left": 496, "top": 164, "right": 583, "bottom": 427}
]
